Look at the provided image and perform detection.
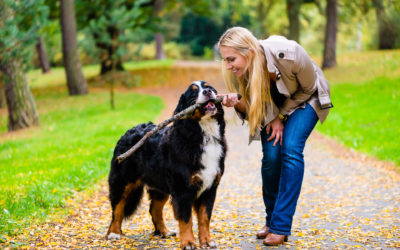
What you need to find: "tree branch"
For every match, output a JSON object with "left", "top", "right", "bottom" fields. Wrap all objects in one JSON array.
[{"left": 116, "top": 94, "right": 240, "bottom": 164}]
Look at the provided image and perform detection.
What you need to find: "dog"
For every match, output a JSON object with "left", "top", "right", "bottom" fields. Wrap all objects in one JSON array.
[{"left": 106, "top": 80, "right": 226, "bottom": 249}]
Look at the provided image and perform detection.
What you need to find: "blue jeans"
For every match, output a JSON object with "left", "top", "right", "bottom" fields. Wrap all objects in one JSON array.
[{"left": 260, "top": 103, "right": 318, "bottom": 235}]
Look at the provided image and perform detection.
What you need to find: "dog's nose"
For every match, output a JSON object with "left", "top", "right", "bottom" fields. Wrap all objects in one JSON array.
[{"left": 202, "top": 89, "right": 212, "bottom": 96}]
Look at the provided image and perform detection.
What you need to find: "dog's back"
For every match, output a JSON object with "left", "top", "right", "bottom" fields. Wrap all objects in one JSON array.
[{"left": 106, "top": 81, "right": 226, "bottom": 248}]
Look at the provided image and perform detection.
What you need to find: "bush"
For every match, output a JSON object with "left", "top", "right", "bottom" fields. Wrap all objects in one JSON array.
[{"left": 377, "top": 10, "right": 400, "bottom": 49}]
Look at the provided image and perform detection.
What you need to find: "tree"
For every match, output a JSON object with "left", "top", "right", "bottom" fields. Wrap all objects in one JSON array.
[
  {"left": 372, "top": 0, "right": 400, "bottom": 49},
  {"left": 176, "top": 0, "right": 251, "bottom": 56},
  {"left": 286, "top": 0, "right": 303, "bottom": 42},
  {"left": 154, "top": 0, "right": 165, "bottom": 60},
  {"left": 322, "top": 0, "right": 338, "bottom": 69},
  {"left": 75, "top": 0, "right": 154, "bottom": 75},
  {"left": 0, "top": 0, "right": 46, "bottom": 131},
  {"left": 0, "top": 85, "right": 6, "bottom": 109},
  {"left": 36, "top": 36, "right": 51, "bottom": 73},
  {"left": 0, "top": 60, "right": 40, "bottom": 131},
  {"left": 253, "top": 0, "right": 278, "bottom": 38},
  {"left": 60, "top": 0, "right": 88, "bottom": 95}
]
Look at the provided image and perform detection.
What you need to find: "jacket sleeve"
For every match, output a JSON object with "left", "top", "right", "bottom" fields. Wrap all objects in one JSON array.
[
  {"left": 279, "top": 44, "right": 317, "bottom": 116},
  {"left": 234, "top": 102, "right": 279, "bottom": 126}
]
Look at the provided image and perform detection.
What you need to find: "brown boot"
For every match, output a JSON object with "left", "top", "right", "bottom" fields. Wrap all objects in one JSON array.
[
  {"left": 263, "top": 233, "right": 288, "bottom": 246},
  {"left": 256, "top": 225, "right": 269, "bottom": 239}
]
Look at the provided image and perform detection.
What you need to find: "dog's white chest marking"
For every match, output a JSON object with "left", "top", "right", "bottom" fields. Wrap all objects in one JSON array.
[{"left": 197, "top": 118, "right": 222, "bottom": 196}]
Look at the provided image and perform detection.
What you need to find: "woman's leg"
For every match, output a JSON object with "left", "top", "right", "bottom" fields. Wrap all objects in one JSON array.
[
  {"left": 269, "top": 104, "right": 318, "bottom": 235},
  {"left": 260, "top": 128, "right": 282, "bottom": 228}
]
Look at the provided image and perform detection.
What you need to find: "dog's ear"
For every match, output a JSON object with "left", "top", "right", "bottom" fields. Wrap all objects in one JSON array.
[{"left": 173, "top": 94, "right": 186, "bottom": 115}]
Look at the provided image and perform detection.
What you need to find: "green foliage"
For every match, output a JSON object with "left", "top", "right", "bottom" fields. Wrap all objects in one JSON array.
[
  {"left": 0, "top": 89, "right": 164, "bottom": 236},
  {"left": 76, "top": 0, "right": 154, "bottom": 68},
  {"left": 177, "top": 6, "right": 251, "bottom": 56},
  {"left": 377, "top": 9, "right": 400, "bottom": 49},
  {"left": 0, "top": 0, "right": 49, "bottom": 68}
]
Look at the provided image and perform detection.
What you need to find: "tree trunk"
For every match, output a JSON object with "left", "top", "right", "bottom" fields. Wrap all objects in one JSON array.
[
  {"left": 154, "top": 0, "right": 165, "bottom": 60},
  {"left": 98, "top": 27, "right": 124, "bottom": 75},
  {"left": 154, "top": 33, "right": 166, "bottom": 60},
  {"left": 255, "top": 0, "right": 276, "bottom": 38},
  {"left": 322, "top": 0, "right": 338, "bottom": 69},
  {"left": 373, "top": 0, "right": 385, "bottom": 49},
  {"left": 100, "top": 59, "right": 124, "bottom": 75},
  {"left": 0, "top": 87, "right": 6, "bottom": 108},
  {"left": 286, "top": 0, "right": 302, "bottom": 42},
  {"left": 0, "top": 59, "right": 39, "bottom": 131},
  {"left": 60, "top": 0, "right": 88, "bottom": 95},
  {"left": 36, "top": 36, "right": 51, "bottom": 73}
]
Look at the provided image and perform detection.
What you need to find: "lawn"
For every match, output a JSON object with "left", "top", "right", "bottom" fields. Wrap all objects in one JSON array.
[
  {"left": 316, "top": 77, "right": 400, "bottom": 166},
  {"left": 316, "top": 49, "right": 400, "bottom": 168},
  {"left": 0, "top": 61, "right": 167, "bottom": 237}
]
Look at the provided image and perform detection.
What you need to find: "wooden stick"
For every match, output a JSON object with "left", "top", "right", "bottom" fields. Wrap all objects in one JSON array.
[{"left": 117, "top": 95, "right": 237, "bottom": 164}]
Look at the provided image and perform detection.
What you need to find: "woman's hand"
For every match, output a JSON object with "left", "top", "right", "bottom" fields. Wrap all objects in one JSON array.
[
  {"left": 218, "top": 93, "right": 240, "bottom": 107},
  {"left": 266, "top": 116, "right": 284, "bottom": 146}
]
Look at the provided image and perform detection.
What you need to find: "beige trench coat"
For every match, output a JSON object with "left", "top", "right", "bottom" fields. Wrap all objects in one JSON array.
[{"left": 237, "top": 35, "right": 333, "bottom": 142}]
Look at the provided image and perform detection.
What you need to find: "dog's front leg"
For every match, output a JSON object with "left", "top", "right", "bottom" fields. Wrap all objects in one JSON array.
[
  {"left": 178, "top": 215, "right": 196, "bottom": 249},
  {"left": 195, "top": 187, "right": 218, "bottom": 248},
  {"left": 172, "top": 194, "right": 196, "bottom": 249}
]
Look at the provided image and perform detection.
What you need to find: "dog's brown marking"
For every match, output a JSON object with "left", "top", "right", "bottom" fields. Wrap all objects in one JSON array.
[
  {"left": 191, "top": 174, "right": 203, "bottom": 188},
  {"left": 213, "top": 172, "right": 222, "bottom": 187},
  {"left": 203, "top": 82, "right": 209, "bottom": 87},
  {"left": 178, "top": 217, "right": 196, "bottom": 249},
  {"left": 107, "top": 180, "right": 141, "bottom": 237},
  {"left": 191, "top": 109, "right": 203, "bottom": 120},
  {"left": 150, "top": 196, "right": 171, "bottom": 237},
  {"left": 197, "top": 204, "right": 211, "bottom": 246},
  {"left": 191, "top": 85, "right": 198, "bottom": 90}
]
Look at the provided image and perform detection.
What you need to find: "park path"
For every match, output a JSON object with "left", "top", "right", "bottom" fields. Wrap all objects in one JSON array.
[{"left": 3, "top": 75, "right": 400, "bottom": 249}]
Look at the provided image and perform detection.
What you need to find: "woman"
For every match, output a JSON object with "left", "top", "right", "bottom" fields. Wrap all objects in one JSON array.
[{"left": 217, "top": 27, "right": 332, "bottom": 246}]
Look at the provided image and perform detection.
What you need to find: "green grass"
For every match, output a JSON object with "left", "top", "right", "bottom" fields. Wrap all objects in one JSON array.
[
  {"left": 0, "top": 59, "right": 172, "bottom": 237},
  {"left": 0, "top": 89, "right": 164, "bottom": 236},
  {"left": 318, "top": 50, "right": 400, "bottom": 85},
  {"left": 316, "top": 77, "right": 400, "bottom": 166},
  {"left": 316, "top": 49, "right": 400, "bottom": 168}
]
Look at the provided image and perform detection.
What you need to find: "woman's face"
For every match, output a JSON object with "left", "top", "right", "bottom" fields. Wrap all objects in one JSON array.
[{"left": 219, "top": 46, "right": 249, "bottom": 77}]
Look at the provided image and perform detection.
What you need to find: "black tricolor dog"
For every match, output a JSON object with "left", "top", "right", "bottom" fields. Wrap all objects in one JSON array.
[{"left": 106, "top": 81, "right": 226, "bottom": 249}]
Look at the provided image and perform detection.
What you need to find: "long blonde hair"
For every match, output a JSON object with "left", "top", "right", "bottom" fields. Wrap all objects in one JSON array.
[{"left": 218, "top": 27, "right": 273, "bottom": 136}]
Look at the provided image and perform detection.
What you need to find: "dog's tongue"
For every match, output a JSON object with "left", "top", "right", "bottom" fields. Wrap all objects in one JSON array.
[{"left": 205, "top": 101, "right": 215, "bottom": 109}]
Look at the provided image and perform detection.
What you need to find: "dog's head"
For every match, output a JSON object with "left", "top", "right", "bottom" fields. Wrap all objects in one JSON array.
[{"left": 174, "top": 80, "right": 219, "bottom": 119}]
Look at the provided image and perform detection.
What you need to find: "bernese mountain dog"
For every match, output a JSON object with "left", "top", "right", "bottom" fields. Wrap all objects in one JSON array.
[{"left": 106, "top": 81, "right": 226, "bottom": 249}]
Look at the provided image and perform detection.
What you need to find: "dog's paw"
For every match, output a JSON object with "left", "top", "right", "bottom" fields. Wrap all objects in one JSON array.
[
  {"left": 182, "top": 243, "right": 197, "bottom": 250},
  {"left": 162, "top": 230, "right": 177, "bottom": 238},
  {"left": 154, "top": 229, "right": 177, "bottom": 238},
  {"left": 106, "top": 232, "right": 121, "bottom": 240},
  {"left": 200, "top": 240, "right": 217, "bottom": 249}
]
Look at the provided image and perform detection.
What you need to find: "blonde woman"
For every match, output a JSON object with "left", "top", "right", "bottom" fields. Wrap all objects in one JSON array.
[{"left": 218, "top": 27, "right": 332, "bottom": 246}]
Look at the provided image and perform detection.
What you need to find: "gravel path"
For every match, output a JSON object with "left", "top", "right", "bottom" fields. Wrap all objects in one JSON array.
[{"left": 3, "top": 82, "right": 399, "bottom": 249}]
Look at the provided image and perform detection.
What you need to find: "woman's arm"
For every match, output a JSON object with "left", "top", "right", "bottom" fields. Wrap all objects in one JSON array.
[
  {"left": 220, "top": 93, "right": 247, "bottom": 120},
  {"left": 279, "top": 45, "right": 317, "bottom": 116}
]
